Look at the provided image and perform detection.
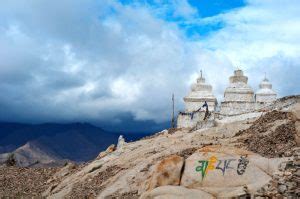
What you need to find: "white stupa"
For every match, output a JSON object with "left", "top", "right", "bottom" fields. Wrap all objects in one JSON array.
[
  {"left": 183, "top": 70, "right": 217, "bottom": 112},
  {"left": 220, "top": 69, "right": 255, "bottom": 115},
  {"left": 255, "top": 75, "right": 277, "bottom": 103}
]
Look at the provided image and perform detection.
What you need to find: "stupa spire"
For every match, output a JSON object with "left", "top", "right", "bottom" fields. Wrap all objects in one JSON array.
[{"left": 264, "top": 72, "right": 268, "bottom": 81}]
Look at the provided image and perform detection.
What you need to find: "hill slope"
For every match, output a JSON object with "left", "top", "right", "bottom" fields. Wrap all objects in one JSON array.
[
  {"left": 42, "top": 96, "right": 300, "bottom": 198},
  {"left": 0, "top": 123, "right": 120, "bottom": 164},
  {"left": 0, "top": 96, "right": 299, "bottom": 198},
  {"left": 0, "top": 122, "right": 152, "bottom": 165}
]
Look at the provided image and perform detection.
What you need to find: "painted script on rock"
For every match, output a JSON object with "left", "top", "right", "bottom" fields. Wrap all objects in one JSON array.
[{"left": 195, "top": 155, "right": 249, "bottom": 180}]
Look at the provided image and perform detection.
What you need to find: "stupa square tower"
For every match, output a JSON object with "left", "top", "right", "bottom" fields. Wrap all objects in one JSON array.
[{"left": 220, "top": 69, "right": 255, "bottom": 116}]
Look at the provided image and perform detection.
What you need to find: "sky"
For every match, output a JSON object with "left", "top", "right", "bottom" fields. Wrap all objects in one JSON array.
[{"left": 0, "top": 0, "right": 299, "bottom": 131}]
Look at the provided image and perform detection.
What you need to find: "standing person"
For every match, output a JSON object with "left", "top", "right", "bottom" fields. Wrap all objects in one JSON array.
[
  {"left": 202, "top": 101, "right": 208, "bottom": 109},
  {"left": 202, "top": 101, "right": 209, "bottom": 120}
]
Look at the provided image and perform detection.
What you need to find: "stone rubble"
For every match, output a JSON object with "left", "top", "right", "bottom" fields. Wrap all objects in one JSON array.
[
  {"left": 0, "top": 166, "right": 59, "bottom": 197},
  {"left": 68, "top": 165, "right": 124, "bottom": 198},
  {"left": 237, "top": 110, "right": 297, "bottom": 158},
  {"left": 257, "top": 147, "right": 300, "bottom": 198}
]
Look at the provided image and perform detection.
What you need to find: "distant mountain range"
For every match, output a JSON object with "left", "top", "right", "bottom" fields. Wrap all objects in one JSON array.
[{"left": 0, "top": 122, "right": 153, "bottom": 166}]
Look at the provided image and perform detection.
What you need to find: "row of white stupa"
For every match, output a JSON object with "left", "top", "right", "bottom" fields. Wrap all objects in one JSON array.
[{"left": 182, "top": 69, "right": 277, "bottom": 116}]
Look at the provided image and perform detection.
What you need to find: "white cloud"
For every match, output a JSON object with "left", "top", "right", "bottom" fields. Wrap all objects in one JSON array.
[
  {"left": 171, "top": 0, "right": 197, "bottom": 19},
  {"left": 201, "top": 0, "right": 300, "bottom": 66},
  {"left": 194, "top": 0, "right": 300, "bottom": 99},
  {"left": 110, "top": 78, "right": 141, "bottom": 103}
]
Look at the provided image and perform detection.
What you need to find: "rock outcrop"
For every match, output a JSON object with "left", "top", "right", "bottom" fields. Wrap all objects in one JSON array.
[
  {"left": 180, "top": 146, "right": 288, "bottom": 198},
  {"left": 145, "top": 155, "right": 184, "bottom": 191},
  {"left": 140, "top": 185, "right": 214, "bottom": 199},
  {"left": 96, "top": 144, "right": 116, "bottom": 159}
]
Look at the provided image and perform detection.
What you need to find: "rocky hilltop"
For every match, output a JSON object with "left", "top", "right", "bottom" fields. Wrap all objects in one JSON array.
[{"left": 0, "top": 95, "right": 300, "bottom": 198}]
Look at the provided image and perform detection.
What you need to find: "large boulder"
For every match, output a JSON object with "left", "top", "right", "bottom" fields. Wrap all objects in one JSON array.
[
  {"left": 146, "top": 155, "right": 184, "bottom": 191},
  {"left": 291, "top": 103, "right": 300, "bottom": 121},
  {"left": 295, "top": 121, "right": 300, "bottom": 146},
  {"left": 180, "top": 145, "right": 286, "bottom": 198},
  {"left": 96, "top": 144, "right": 115, "bottom": 159},
  {"left": 291, "top": 103, "right": 300, "bottom": 145},
  {"left": 140, "top": 185, "right": 214, "bottom": 199}
]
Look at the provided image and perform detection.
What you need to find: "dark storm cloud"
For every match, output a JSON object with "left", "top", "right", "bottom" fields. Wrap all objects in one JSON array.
[
  {"left": 0, "top": 0, "right": 299, "bottom": 125},
  {"left": 0, "top": 0, "right": 199, "bottom": 124}
]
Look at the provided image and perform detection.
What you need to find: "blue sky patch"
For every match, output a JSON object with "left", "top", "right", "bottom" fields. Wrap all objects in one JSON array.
[
  {"left": 188, "top": 0, "right": 246, "bottom": 18},
  {"left": 117, "top": 0, "right": 246, "bottom": 38}
]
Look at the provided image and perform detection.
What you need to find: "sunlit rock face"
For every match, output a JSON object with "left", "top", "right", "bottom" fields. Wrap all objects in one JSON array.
[
  {"left": 184, "top": 72, "right": 217, "bottom": 112},
  {"left": 255, "top": 77, "right": 277, "bottom": 104},
  {"left": 220, "top": 69, "right": 255, "bottom": 116}
]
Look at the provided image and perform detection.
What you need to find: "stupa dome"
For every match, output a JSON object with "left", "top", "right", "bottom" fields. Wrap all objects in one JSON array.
[
  {"left": 220, "top": 69, "right": 255, "bottom": 116},
  {"left": 223, "top": 69, "right": 255, "bottom": 102},
  {"left": 255, "top": 76, "right": 277, "bottom": 103}
]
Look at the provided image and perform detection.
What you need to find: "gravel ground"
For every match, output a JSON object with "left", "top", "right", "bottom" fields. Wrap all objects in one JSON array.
[
  {"left": 0, "top": 166, "right": 60, "bottom": 197},
  {"left": 67, "top": 165, "right": 124, "bottom": 198},
  {"left": 237, "top": 110, "right": 297, "bottom": 158}
]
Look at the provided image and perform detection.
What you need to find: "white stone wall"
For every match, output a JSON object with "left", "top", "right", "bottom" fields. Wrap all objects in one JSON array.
[
  {"left": 256, "top": 94, "right": 276, "bottom": 103},
  {"left": 224, "top": 93, "right": 254, "bottom": 102},
  {"left": 191, "top": 84, "right": 212, "bottom": 92},
  {"left": 195, "top": 120, "right": 215, "bottom": 129},
  {"left": 256, "top": 95, "right": 300, "bottom": 111},
  {"left": 185, "top": 101, "right": 216, "bottom": 112},
  {"left": 220, "top": 101, "right": 255, "bottom": 116},
  {"left": 216, "top": 112, "right": 263, "bottom": 123},
  {"left": 229, "top": 75, "right": 248, "bottom": 83},
  {"left": 177, "top": 111, "right": 211, "bottom": 128},
  {"left": 178, "top": 96, "right": 300, "bottom": 128}
]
